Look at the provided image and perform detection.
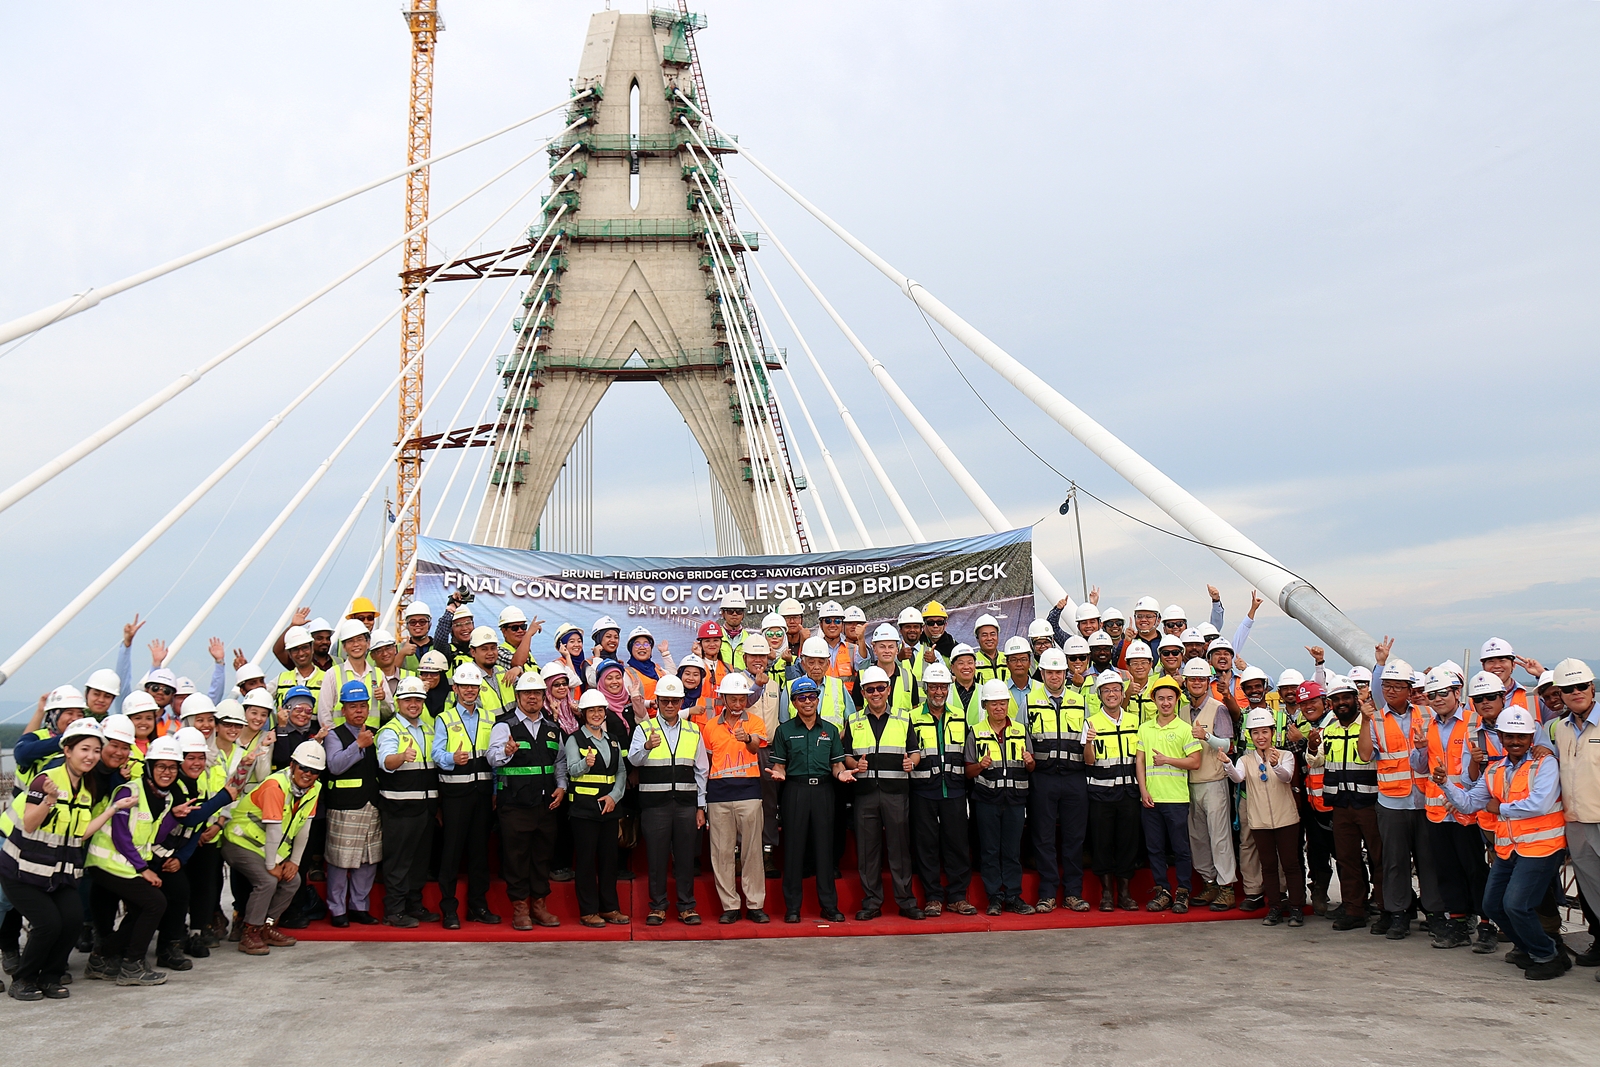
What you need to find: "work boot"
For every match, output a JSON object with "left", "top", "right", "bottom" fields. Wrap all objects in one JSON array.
[
  {"left": 237, "top": 925, "right": 271, "bottom": 956},
  {"left": 923, "top": 900, "right": 944, "bottom": 918},
  {"left": 1238, "top": 894, "right": 1266, "bottom": 913},
  {"left": 1311, "top": 886, "right": 1329, "bottom": 917},
  {"left": 1472, "top": 922, "right": 1498, "bottom": 954},
  {"left": 1147, "top": 887, "right": 1173, "bottom": 913},
  {"left": 1262, "top": 903, "right": 1285, "bottom": 927},
  {"left": 529, "top": 897, "right": 560, "bottom": 928},
  {"left": 511, "top": 900, "right": 534, "bottom": 932},
  {"left": 1194, "top": 881, "right": 1219, "bottom": 905},
  {"left": 1505, "top": 947, "right": 1531, "bottom": 967},
  {"left": 39, "top": 976, "right": 70, "bottom": 999},
  {"left": 228, "top": 913, "right": 245, "bottom": 943},
  {"left": 948, "top": 900, "right": 978, "bottom": 916},
  {"left": 1064, "top": 896, "right": 1091, "bottom": 912},
  {"left": 0, "top": 948, "right": 19, "bottom": 975},
  {"left": 1370, "top": 911, "right": 1394, "bottom": 936},
  {"left": 260, "top": 920, "right": 297, "bottom": 947},
  {"left": 83, "top": 953, "right": 117, "bottom": 981},
  {"left": 1099, "top": 879, "right": 1116, "bottom": 912},
  {"left": 185, "top": 932, "right": 212, "bottom": 958},
  {"left": 1330, "top": 910, "right": 1368, "bottom": 931},
  {"left": 1210, "top": 886, "right": 1235, "bottom": 912},
  {"left": 1117, "top": 881, "right": 1139, "bottom": 912},
  {"left": 75, "top": 921, "right": 95, "bottom": 954},
  {"left": 1524, "top": 955, "right": 1571, "bottom": 981},
  {"left": 1572, "top": 941, "right": 1600, "bottom": 967},
  {"left": 763, "top": 845, "right": 779, "bottom": 878},
  {"left": 1172, "top": 888, "right": 1191, "bottom": 915},
  {"left": 155, "top": 940, "right": 193, "bottom": 972},
  {"left": 1384, "top": 914, "right": 1411, "bottom": 940},
  {"left": 7, "top": 977, "right": 42, "bottom": 1001},
  {"left": 550, "top": 867, "right": 574, "bottom": 882},
  {"left": 115, "top": 958, "right": 169, "bottom": 986}
]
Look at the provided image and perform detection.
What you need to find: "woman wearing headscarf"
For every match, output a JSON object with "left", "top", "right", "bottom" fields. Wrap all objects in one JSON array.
[{"left": 565, "top": 690, "right": 630, "bottom": 927}]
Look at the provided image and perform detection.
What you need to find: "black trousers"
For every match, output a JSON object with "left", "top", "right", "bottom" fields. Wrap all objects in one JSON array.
[
  {"left": 1089, "top": 793, "right": 1143, "bottom": 879},
  {"left": 911, "top": 792, "right": 971, "bottom": 902},
  {"left": 854, "top": 788, "right": 916, "bottom": 911},
  {"left": 762, "top": 767, "right": 781, "bottom": 853},
  {"left": 572, "top": 815, "right": 620, "bottom": 915},
  {"left": 0, "top": 875, "right": 80, "bottom": 982},
  {"left": 1305, "top": 809, "right": 1335, "bottom": 894},
  {"left": 88, "top": 867, "right": 167, "bottom": 961},
  {"left": 157, "top": 866, "right": 193, "bottom": 943},
  {"left": 188, "top": 843, "right": 224, "bottom": 932},
  {"left": 380, "top": 806, "right": 435, "bottom": 919},
  {"left": 499, "top": 802, "right": 558, "bottom": 902},
  {"left": 437, "top": 791, "right": 494, "bottom": 915},
  {"left": 1428, "top": 818, "right": 1489, "bottom": 917},
  {"left": 781, "top": 779, "right": 838, "bottom": 913},
  {"left": 1031, "top": 773, "right": 1089, "bottom": 899},
  {"left": 641, "top": 801, "right": 700, "bottom": 912}
]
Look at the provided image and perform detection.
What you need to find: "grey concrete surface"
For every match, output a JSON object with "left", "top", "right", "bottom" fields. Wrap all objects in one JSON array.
[{"left": 5, "top": 923, "right": 1595, "bottom": 1065}]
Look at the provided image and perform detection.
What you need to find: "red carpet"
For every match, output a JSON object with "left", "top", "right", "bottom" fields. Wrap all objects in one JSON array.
[{"left": 291, "top": 854, "right": 1263, "bottom": 943}]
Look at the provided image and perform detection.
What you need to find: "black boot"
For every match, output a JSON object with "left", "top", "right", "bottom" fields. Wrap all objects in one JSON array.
[
  {"left": 75, "top": 922, "right": 95, "bottom": 954},
  {"left": 115, "top": 958, "right": 169, "bottom": 987},
  {"left": 156, "top": 940, "right": 194, "bottom": 972},
  {"left": 185, "top": 932, "right": 212, "bottom": 958}
]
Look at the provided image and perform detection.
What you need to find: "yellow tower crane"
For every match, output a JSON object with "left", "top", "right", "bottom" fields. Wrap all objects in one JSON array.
[{"left": 395, "top": 2, "right": 443, "bottom": 599}]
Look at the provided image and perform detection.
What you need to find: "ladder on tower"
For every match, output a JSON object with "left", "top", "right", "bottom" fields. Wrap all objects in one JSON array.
[{"left": 676, "top": 1, "right": 714, "bottom": 123}]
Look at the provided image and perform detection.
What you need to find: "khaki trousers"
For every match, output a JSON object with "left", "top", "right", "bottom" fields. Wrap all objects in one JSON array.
[{"left": 708, "top": 798, "right": 766, "bottom": 911}]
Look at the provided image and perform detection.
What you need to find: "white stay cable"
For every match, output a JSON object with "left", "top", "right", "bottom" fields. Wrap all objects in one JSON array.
[
  {"left": 480, "top": 273, "right": 561, "bottom": 547},
  {"left": 0, "top": 118, "right": 587, "bottom": 523},
  {"left": 770, "top": 383, "right": 838, "bottom": 550},
  {"left": 0, "top": 94, "right": 589, "bottom": 347}
]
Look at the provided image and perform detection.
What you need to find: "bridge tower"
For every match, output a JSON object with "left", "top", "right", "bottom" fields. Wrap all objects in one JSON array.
[{"left": 472, "top": 9, "right": 803, "bottom": 553}]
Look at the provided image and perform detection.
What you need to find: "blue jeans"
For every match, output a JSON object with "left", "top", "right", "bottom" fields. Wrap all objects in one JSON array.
[
  {"left": 1483, "top": 850, "right": 1565, "bottom": 963},
  {"left": 972, "top": 800, "right": 1026, "bottom": 904},
  {"left": 1141, "top": 802, "right": 1193, "bottom": 891}
]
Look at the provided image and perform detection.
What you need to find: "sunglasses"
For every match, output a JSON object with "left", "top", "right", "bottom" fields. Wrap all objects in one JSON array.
[
  {"left": 1560, "top": 682, "right": 1592, "bottom": 695},
  {"left": 925, "top": 619, "right": 946, "bottom": 626},
  {"left": 1470, "top": 694, "right": 1501, "bottom": 703},
  {"left": 548, "top": 678, "right": 570, "bottom": 687},
  {"left": 147, "top": 685, "right": 175, "bottom": 696},
  {"left": 1067, "top": 655, "right": 1089, "bottom": 662},
  {"left": 793, "top": 693, "right": 820, "bottom": 702},
  {"left": 503, "top": 623, "right": 528, "bottom": 632},
  {"left": 862, "top": 684, "right": 889, "bottom": 694},
  {"left": 1257, "top": 761, "right": 1269, "bottom": 783}
]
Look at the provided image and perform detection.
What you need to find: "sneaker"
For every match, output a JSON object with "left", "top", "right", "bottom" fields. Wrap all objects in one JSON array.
[
  {"left": 1239, "top": 894, "right": 1266, "bottom": 913},
  {"left": 1287, "top": 910, "right": 1304, "bottom": 928},
  {"left": 1524, "top": 956, "right": 1570, "bottom": 981},
  {"left": 1505, "top": 947, "right": 1531, "bottom": 967},
  {"left": 7, "top": 977, "right": 42, "bottom": 1002},
  {"left": 1172, "top": 889, "right": 1190, "bottom": 915},
  {"left": 185, "top": 934, "right": 212, "bottom": 958},
  {"left": 1063, "top": 896, "right": 1091, "bottom": 912},
  {"left": 646, "top": 911, "right": 667, "bottom": 927},
  {"left": 1147, "top": 887, "right": 1172, "bottom": 913},
  {"left": 1033, "top": 897, "right": 1057, "bottom": 914},
  {"left": 1261, "top": 904, "right": 1285, "bottom": 927},
  {"left": 1472, "top": 923, "right": 1499, "bottom": 955},
  {"left": 1572, "top": 943, "right": 1600, "bottom": 967},
  {"left": 115, "top": 958, "right": 169, "bottom": 987},
  {"left": 83, "top": 954, "right": 117, "bottom": 981},
  {"left": 948, "top": 900, "right": 978, "bottom": 916},
  {"left": 550, "top": 868, "right": 575, "bottom": 882},
  {"left": 1385, "top": 915, "right": 1411, "bottom": 940},
  {"left": 155, "top": 940, "right": 193, "bottom": 972},
  {"left": 1209, "top": 886, "right": 1235, "bottom": 912},
  {"left": 1003, "top": 899, "right": 1035, "bottom": 916},
  {"left": 986, "top": 901, "right": 1003, "bottom": 917},
  {"left": 385, "top": 914, "right": 420, "bottom": 929},
  {"left": 923, "top": 900, "right": 944, "bottom": 918}
]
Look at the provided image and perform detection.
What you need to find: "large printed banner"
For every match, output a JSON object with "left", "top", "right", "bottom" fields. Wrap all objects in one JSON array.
[{"left": 414, "top": 529, "right": 1035, "bottom": 658}]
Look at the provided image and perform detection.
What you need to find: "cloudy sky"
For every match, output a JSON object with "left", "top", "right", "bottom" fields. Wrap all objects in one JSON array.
[{"left": 2, "top": 0, "right": 1596, "bottom": 712}]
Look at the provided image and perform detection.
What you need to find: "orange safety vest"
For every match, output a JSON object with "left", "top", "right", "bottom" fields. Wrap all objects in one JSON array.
[
  {"left": 1487, "top": 755, "right": 1566, "bottom": 859},
  {"left": 1506, "top": 685, "right": 1540, "bottom": 719},
  {"left": 1421, "top": 711, "right": 1477, "bottom": 825},
  {"left": 703, "top": 712, "right": 763, "bottom": 780},
  {"left": 1471, "top": 723, "right": 1506, "bottom": 832},
  {"left": 825, "top": 640, "right": 855, "bottom": 693},
  {"left": 1373, "top": 708, "right": 1423, "bottom": 799},
  {"left": 625, "top": 666, "right": 659, "bottom": 705}
]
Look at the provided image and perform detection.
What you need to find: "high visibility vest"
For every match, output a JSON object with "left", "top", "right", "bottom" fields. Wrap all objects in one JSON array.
[
  {"left": 12, "top": 728, "right": 53, "bottom": 791},
  {"left": 448, "top": 670, "right": 509, "bottom": 718},
  {"left": 435, "top": 704, "right": 495, "bottom": 796},
  {"left": 973, "top": 650, "right": 1006, "bottom": 687},
  {"left": 1373, "top": 708, "right": 1423, "bottom": 799},
  {"left": 1470, "top": 723, "right": 1506, "bottom": 831},
  {"left": 276, "top": 666, "right": 325, "bottom": 707},
  {"left": 813, "top": 675, "right": 851, "bottom": 729},
  {"left": 703, "top": 713, "right": 762, "bottom": 780},
  {"left": 494, "top": 713, "right": 562, "bottom": 808},
  {"left": 1505, "top": 684, "right": 1539, "bottom": 719},
  {"left": 1422, "top": 712, "right": 1476, "bottom": 825},
  {"left": 625, "top": 665, "right": 660, "bottom": 707},
  {"left": 321, "top": 723, "right": 379, "bottom": 811},
  {"left": 327, "top": 660, "right": 387, "bottom": 727},
  {"left": 950, "top": 682, "right": 983, "bottom": 727},
  {"left": 634, "top": 718, "right": 702, "bottom": 806},
  {"left": 87, "top": 781, "right": 172, "bottom": 879},
  {"left": 568, "top": 732, "right": 619, "bottom": 817},
  {"left": 374, "top": 716, "right": 437, "bottom": 808},
  {"left": 885, "top": 665, "right": 920, "bottom": 714},
  {"left": 1319, "top": 718, "right": 1377, "bottom": 809},
  {"left": 0, "top": 766, "right": 95, "bottom": 889},
  {"left": 969, "top": 719, "right": 1030, "bottom": 799},
  {"left": 719, "top": 631, "right": 748, "bottom": 674},
  {"left": 824, "top": 639, "right": 855, "bottom": 693},
  {"left": 1487, "top": 755, "right": 1566, "bottom": 859},
  {"left": 1027, "top": 687, "right": 1089, "bottom": 773},
  {"left": 1123, "top": 684, "right": 1157, "bottom": 724},
  {"left": 846, "top": 710, "right": 912, "bottom": 787},
  {"left": 909, "top": 705, "right": 968, "bottom": 791},
  {"left": 222, "top": 770, "right": 321, "bottom": 863},
  {"left": 1087, "top": 708, "right": 1141, "bottom": 799}
]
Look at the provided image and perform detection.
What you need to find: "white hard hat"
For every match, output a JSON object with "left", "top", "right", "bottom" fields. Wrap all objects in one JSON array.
[
  {"left": 859, "top": 666, "right": 891, "bottom": 688},
  {"left": 1324, "top": 674, "right": 1356, "bottom": 696},
  {"left": 1161, "top": 604, "right": 1186, "bottom": 622},
  {"left": 100, "top": 714, "right": 136, "bottom": 744},
  {"left": 948, "top": 642, "right": 977, "bottom": 661},
  {"left": 1537, "top": 668, "right": 1554, "bottom": 687},
  {"left": 923, "top": 662, "right": 953, "bottom": 684},
  {"left": 540, "top": 661, "right": 578, "bottom": 685},
  {"left": 174, "top": 677, "right": 197, "bottom": 697},
  {"left": 396, "top": 677, "right": 429, "bottom": 699},
  {"left": 1157, "top": 635, "right": 1184, "bottom": 651},
  {"left": 1379, "top": 661, "right": 1412, "bottom": 682},
  {"left": 179, "top": 693, "right": 216, "bottom": 720},
  {"left": 1467, "top": 671, "right": 1505, "bottom": 697},
  {"left": 1495, "top": 707, "right": 1538, "bottom": 734},
  {"left": 450, "top": 603, "right": 475, "bottom": 622},
  {"left": 1243, "top": 708, "right": 1276, "bottom": 731},
  {"left": 1134, "top": 596, "right": 1161, "bottom": 614},
  {"left": 241, "top": 689, "right": 276, "bottom": 711},
  {"left": 1423, "top": 668, "right": 1460, "bottom": 694},
  {"left": 469, "top": 626, "right": 498, "bottom": 648},
  {"left": 1099, "top": 607, "right": 1126, "bottom": 624},
  {"left": 308, "top": 617, "right": 334, "bottom": 634},
  {"left": 761, "top": 613, "right": 785, "bottom": 630},
  {"left": 1180, "top": 660, "right": 1212, "bottom": 679},
  {"left": 143, "top": 668, "right": 178, "bottom": 690},
  {"left": 843, "top": 605, "right": 867, "bottom": 623},
  {"left": 980, "top": 679, "right": 1012, "bottom": 703},
  {"left": 1480, "top": 637, "right": 1515, "bottom": 659},
  {"left": 590, "top": 615, "right": 620, "bottom": 638},
  {"left": 1074, "top": 602, "right": 1101, "bottom": 622},
  {"left": 235, "top": 662, "right": 266, "bottom": 685},
  {"left": 1087, "top": 630, "right": 1114, "bottom": 648},
  {"left": 1003, "top": 636, "right": 1031, "bottom": 656},
  {"left": 1206, "top": 638, "right": 1234, "bottom": 656},
  {"left": 800, "top": 636, "right": 831, "bottom": 659},
  {"left": 514, "top": 670, "right": 547, "bottom": 692},
  {"left": 720, "top": 589, "right": 748, "bottom": 610},
  {"left": 818, "top": 600, "right": 845, "bottom": 618},
  {"left": 1094, "top": 669, "right": 1126, "bottom": 690},
  {"left": 1410, "top": 671, "right": 1426, "bottom": 688},
  {"left": 1124, "top": 640, "right": 1153, "bottom": 661},
  {"left": 175, "top": 726, "right": 209, "bottom": 755},
  {"left": 419, "top": 650, "right": 451, "bottom": 672},
  {"left": 290, "top": 740, "right": 327, "bottom": 771},
  {"left": 403, "top": 600, "right": 432, "bottom": 620},
  {"left": 578, "top": 689, "right": 610, "bottom": 711},
  {"left": 778, "top": 598, "right": 805, "bottom": 616},
  {"left": 1348, "top": 665, "right": 1372, "bottom": 684},
  {"left": 973, "top": 613, "right": 999, "bottom": 632},
  {"left": 717, "top": 673, "right": 753, "bottom": 695},
  {"left": 743, "top": 634, "right": 772, "bottom": 656},
  {"left": 872, "top": 623, "right": 900, "bottom": 644},
  {"left": 1062, "top": 636, "right": 1090, "bottom": 656},
  {"left": 627, "top": 625, "right": 655, "bottom": 646},
  {"left": 1239, "top": 665, "right": 1271, "bottom": 685},
  {"left": 1438, "top": 660, "right": 1465, "bottom": 682},
  {"left": 452, "top": 663, "right": 487, "bottom": 686},
  {"left": 334, "top": 618, "right": 369, "bottom": 644},
  {"left": 1180, "top": 628, "right": 1204, "bottom": 644},
  {"left": 122, "top": 692, "right": 159, "bottom": 716},
  {"left": 146, "top": 736, "right": 184, "bottom": 763},
  {"left": 898, "top": 607, "right": 924, "bottom": 626},
  {"left": 86, "top": 668, "right": 122, "bottom": 697},
  {"left": 499, "top": 606, "right": 528, "bottom": 626},
  {"left": 654, "top": 675, "right": 685, "bottom": 699},
  {"left": 1552, "top": 658, "right": 1595, "bottom": 687},
  {"left": 1027, "top": 619, "right": 1055, "bottom": 640},
  {"left": 1197, "top": 623, "right": 1220, "bottom": 640},
  {"left": 1277, "top": 669, "right": 1305, "bottom": 689},
  {"left": 283, "top": 625, "right": 314, "bottom": 650},
  {"left": 368, "top": 629, "right": 397, "bottom": 651},
  {"left": 676, "top": 653, "right": 709, "bottom": 673},
  {"left": 1038, "top": 648, "right": 1069, "bottom": 671},
  {"left": 213, "top": 699, "right": 247, "bottom": 725},
  {"left": 45, "top": 685, "right": 87, "bottom": 711},
  {"left": 60, "top": 718, "right": 105, "bottom": 746}
]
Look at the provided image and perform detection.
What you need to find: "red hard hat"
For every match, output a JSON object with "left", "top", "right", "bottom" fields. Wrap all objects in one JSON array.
[
  {"left": 1296, "top": 681, "right": 1325, "bottom": 703},
  {"left": 697, "top": 621, "right": 724, "bottom": 640}
]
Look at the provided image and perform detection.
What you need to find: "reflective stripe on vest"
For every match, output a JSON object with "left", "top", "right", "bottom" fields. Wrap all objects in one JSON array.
[
  {"left": 0, "top": 767, "right": 95, "bottom": 888},
  {"left": 816, "top": 675, "right": 851, "bottom": 729},
  {"left": 1027, "top": 689, "right": 1088, "bottom": 769},
  {"left": 1488, "top": 755, "right": 1566, "bottom": 859},
  {"left": 375, "top": 717, "right": 437, "bottom": 802},
  {"left": 87, "top": 781, "right": 171, "bottom": 878},
  {"left": 1373, "top": 709, "right": 1422, "bottom": 797},
  {"left": 222, "top": 769, "right": 321, "bottom": 863},
  {"left": 1087, "top": 709, "right": 1141, "bottom": 794},
  {"left": 1422, "top": 713, "right": 1476, "bottom": 825},
  {"left": 1319, "top": 718, "right": 1377, "bottom": 807},
  {"left": 12, "top": 728, "right": 53, "bottom": 791},
  {"left": 276, "top": 667, "right": 324, "bottom": 707},
  {"left": 847, "top": 710, "right": 912, "bottom": 781},
  {"left": 970, "top": 720, "right": 1030, "bottom": 796},
  {"left": 909, "top": 706, "right": 967, "bottom": 781},
  {"left": 636, "top": 718, "right": 702, "bottom": 795},
  {"left": 436, "top": 705, "right": 495, "bottom": 785}
]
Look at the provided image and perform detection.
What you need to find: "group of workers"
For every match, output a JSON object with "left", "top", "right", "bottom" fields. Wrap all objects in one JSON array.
[{"left": 3, "top": 586, "right": 1597, "bottom": 1001}]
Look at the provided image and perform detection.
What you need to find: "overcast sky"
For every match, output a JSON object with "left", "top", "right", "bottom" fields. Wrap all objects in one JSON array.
[{"left": 2, "top": 0, "right": 1596, "bottom": 711}]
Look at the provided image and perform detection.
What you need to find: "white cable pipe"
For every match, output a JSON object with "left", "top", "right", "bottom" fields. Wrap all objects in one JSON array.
[
  {"left": 692, "top": 102, "right": 1374, "bottom": 662},
  {"left": 771, "top": 378, "right": 839, "bottom": 550},
  {"left": 481, "top": 271, "right": 560, "bottom": 546},
  {"left": 0, "top": 95, "right": 589, "bottom": 347},
  {"left": 0, "top": 121, "right": 586, "bottom": 523}
]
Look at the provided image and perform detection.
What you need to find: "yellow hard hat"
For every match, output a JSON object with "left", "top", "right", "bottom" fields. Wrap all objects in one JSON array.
[
  {"left": 348, "top": 596, "right": 378, "bottom": 616},
  {"left": 922, "top": 600, "right": 948, "bottom": 620}
]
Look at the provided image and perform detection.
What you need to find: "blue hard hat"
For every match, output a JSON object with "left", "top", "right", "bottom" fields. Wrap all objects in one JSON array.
[
  {"left": 789, "top": 677, "right": 820, "bottom": 698},
  {"left": 340, "top": 679, "right": 371, "bottom": 704},
  {"left": 283, "top": 685, "right": 315, "bottom": 707}
]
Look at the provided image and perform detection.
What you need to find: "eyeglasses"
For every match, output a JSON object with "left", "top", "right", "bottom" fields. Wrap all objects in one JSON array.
[
  {"left": 548, "top": 679, "right": 569, "bottom": 688},
  {"left": 1560, "top": 682, "right": 1593, "bottom": 695}
]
